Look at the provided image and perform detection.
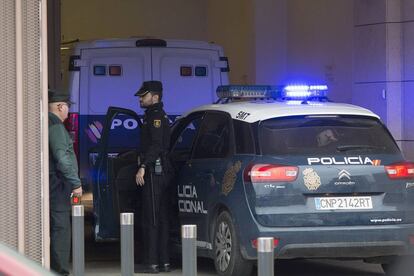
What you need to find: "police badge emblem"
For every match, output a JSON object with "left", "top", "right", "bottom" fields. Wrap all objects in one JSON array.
[
  {"left": 153, "top": 119, "right": 161, "bottom": 128},
  {"left": 222, "top": 161, "right": 242, "bottom": 196},
  {"left": 302, "top": 168, "right": 321, "bottom": 191}
]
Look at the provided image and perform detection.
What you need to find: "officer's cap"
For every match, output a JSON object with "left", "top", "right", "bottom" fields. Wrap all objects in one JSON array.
[
  {"left": 48, "top": 89, "right": 74, "bottom": 104},
  {"left": 134, "top": 80, "right": 163, "bottom": 97}
]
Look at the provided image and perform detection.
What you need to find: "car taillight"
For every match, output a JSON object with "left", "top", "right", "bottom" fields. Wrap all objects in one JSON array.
[
  {"left": 384, "top": 162, "right": 414, "bottom": 179},
  {"left": 64, "top": 112, "right": 79, "bottom": 163},
  {"left": 244, "top": 164, "right": 298, "bottom": 182},
  {"left": 409, "top": 235, "right": 414, "bottom": 245}
]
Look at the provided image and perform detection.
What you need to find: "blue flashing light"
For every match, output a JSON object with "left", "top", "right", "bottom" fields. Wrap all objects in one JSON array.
[
  {"left": 282, "top": 84, "right": 328, "bottom": 100},
  {"left": 216, "top": 84, "right": 329, "bottom": 102}
]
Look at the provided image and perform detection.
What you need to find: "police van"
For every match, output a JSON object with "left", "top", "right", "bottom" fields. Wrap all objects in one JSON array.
[
  {"left": 63, "top": 38, "right": 230, "bottom": 235},
  {"left": 98, "top": 84, "right": 414, "bottom": 275}
]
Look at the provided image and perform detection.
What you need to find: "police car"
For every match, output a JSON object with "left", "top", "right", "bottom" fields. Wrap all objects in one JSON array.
[
  {"left": 169, "top": 84, "right": 414, "bottom": 275},
  {"left": 96, "top": 85, "right": 414, "bottom": 276}
]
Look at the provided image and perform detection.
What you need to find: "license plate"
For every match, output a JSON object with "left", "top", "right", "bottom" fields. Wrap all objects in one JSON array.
[{"left": 314, "top": 196, "right": 373, "bottom": 210}]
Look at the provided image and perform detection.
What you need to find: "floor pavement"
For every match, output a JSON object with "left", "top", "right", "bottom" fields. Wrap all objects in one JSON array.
[
  {"left": 80, "top": 214, "right": 217, "bottom": 275},
  {"left": 84, "top": 259, "right": 217, "bottom": 276}
]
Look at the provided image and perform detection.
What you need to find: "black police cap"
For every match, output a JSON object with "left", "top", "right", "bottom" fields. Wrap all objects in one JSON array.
[
  {"left": 134, "top": 80, "right": 163, "bottom": 97},
  {"left": 48, "top": 89, "right": 74, "bottom": 104}
]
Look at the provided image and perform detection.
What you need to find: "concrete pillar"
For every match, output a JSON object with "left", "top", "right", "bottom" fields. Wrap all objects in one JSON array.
[
  {"left": 401, "top": 0, "right": 414, "bottom": 160},
  {"left": 207, "top": 0, "right": 287, "bottom": 85},
  {"left": 47, "top": 0, "right": 61, "bottom": 89},
  {"left": 207, "top": 0, "right": 255, "bottom": 84},
  {"left": 250, "top": 0, "right": 354, "bottom": 99},
  {"left": 353, "top": 0, "right": 408, "bottom": 154},
  {"left": 254, "top": 0, "right": 287, "bottom": 85}
]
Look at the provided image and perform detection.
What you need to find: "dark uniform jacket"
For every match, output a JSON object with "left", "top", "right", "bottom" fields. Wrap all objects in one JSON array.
[
  {"left": 49, "top": 112, "right": 81, "bottom": 211},
  {"left": 140, "top": 102, "right": 171, "bottom": 169}
]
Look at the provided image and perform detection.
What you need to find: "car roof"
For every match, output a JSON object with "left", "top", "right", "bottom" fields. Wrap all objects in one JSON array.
[{"left": 183, "top": 100, "right": 380, "bottom": 123}]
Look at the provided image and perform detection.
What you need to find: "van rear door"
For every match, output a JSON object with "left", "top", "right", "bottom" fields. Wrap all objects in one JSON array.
[
  {"left": 78, "top": 48, "right": 150, "bottom": 191},
  {"left": 152, "top": 47, "right": 227, "bottom": 114},
  {"left": 79, "top": 47, "right": 151, "bottom": 114}
]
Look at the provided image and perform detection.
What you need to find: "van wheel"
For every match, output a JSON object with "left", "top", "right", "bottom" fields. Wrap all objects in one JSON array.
[{"left": 213, "top": 211, "right": 253, "bottom": 276}]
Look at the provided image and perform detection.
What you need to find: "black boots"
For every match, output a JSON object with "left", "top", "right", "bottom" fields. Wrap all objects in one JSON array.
[
  {"left": 134, "top": 263, "right": 172, "bottom": 273},
  {"left": 159, "top": 263, "right": 171, "bottom": 272},
  {"left": 135, "top": 264, "right": 159, "bottom": 274}
]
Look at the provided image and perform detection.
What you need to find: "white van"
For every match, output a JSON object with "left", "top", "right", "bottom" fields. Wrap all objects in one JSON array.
[{"left": 64, "top": 38, "right": 230, "bottom": 196}]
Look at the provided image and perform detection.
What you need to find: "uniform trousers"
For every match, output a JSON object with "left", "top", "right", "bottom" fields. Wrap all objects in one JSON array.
[
  {"left": 141, "top": 173, "right": 170, "bottom": 265},
  {"left": 50, "top": 210, "right": 71, "bottom": 275}
]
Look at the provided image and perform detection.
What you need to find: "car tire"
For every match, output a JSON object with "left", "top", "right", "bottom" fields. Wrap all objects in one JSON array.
[{"left": 213, "top": 211, "right": 253, "bottom": 276}]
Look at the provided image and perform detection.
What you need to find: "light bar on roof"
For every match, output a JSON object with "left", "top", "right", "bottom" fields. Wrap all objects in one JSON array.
[
  {"left": 282, "top": 84, "right": 328, "bottom": 100},
  {"left": 216, "top": 83, "right": 329, "bottom": 101},
  {"left": 217, "top": 85, "right": 279, "bottom": 99}
]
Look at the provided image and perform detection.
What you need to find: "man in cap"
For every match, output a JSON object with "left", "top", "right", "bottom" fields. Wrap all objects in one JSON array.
[
  {"left": 48, "top": 89, "right": 82, "bottom": 275},
  {"left": 135, "top": 81, "right": 172, "bottom": 273}
]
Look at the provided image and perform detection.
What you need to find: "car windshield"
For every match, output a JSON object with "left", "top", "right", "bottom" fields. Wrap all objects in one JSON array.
[{"left": 259, "top": 115, "right": 400, "bottom": 155}]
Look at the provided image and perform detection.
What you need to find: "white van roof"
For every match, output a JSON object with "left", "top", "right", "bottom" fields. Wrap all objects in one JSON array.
[{"left": 71, "top": 38, "right": 225, "bottom": 54}]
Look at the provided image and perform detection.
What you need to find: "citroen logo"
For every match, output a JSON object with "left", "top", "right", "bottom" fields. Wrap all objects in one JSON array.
[{"left": 338, "top": 169, "right": 351, "bottom": 180}]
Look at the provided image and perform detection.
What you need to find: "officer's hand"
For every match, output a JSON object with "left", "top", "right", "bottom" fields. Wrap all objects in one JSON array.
[
  {"left": 136, "top": 168, "right": 145, "bottom": 186},
  {"left": 72, "top": 186, "right": 83, "bottom": 196}
]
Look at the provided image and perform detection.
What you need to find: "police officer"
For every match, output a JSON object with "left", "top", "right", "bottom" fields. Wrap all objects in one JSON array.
[
  {"left": 135, "top": 81, "right": 171, "bottom": 274},
  {"left": 48, "top": 90, "right": 82, "bottom": 275}
]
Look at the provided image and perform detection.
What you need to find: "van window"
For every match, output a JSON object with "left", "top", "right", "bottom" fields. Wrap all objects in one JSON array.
[{"left": 259, "top": 116, "right": 400, "bottom": 155}]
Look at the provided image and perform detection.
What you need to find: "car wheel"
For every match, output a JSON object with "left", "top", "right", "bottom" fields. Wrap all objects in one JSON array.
[{"left": 213, "top": 211, "right": 253, "bottom": 276}]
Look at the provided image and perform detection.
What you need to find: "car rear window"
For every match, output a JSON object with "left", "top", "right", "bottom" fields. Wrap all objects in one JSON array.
[{"left": 259, "top": 115, "right": 400, "bottom": 155}]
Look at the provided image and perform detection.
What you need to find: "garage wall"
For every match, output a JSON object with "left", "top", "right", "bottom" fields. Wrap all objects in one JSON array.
[
  {"left": 61, "top": 0, "right": 208, "bottom": 41},
  {"left": 61, "top": 0, "right": 355, "bottom": 92},
  {"left": 207, "top": 0, "right": 354, "bottom": 97},
  {"left": 353, "top": 0, "right": 414, "bottom": 160},
  {"left": 286, "top": 0, "right": 354, "bottom": 103},
  {"left": 401, "top": 0, "right": 414, "bottom": 160},
  {"left": 253, "top": 0, "right": 287, "bottom": 85},
  {"left": 0, "top": 0, "right": 19, "bottom": 252},
  {"left": 0, "top": 0, "right": 49, "bottom": 266},
  {"left": 61, "top": 0, "right": 255, "bottom": 84},
  {"left": 206, "top": 0, "right": 255, "bottom": 84}
]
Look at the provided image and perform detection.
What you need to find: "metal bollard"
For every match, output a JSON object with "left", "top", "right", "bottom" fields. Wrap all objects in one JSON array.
[
  {"left": 182, "top": 225, "right": 197, "bottom": 276},
  {"left": 257, "top": 237, "right": 274, "bottom": 276},
  {"left": 72, "top": 205, "right": 85, "bottom": 276},
  {"left": 120, "top": 213, "right": 134, "bottom": 276}
]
